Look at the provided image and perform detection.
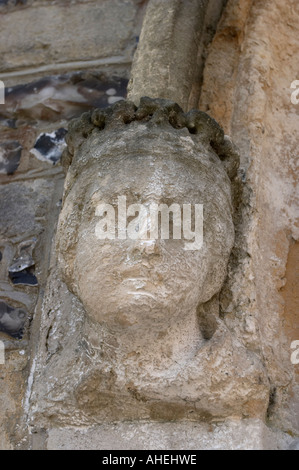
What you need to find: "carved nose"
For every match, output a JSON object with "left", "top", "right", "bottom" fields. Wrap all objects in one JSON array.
[
  {"left": 130, "top": 239, "right": 161, "bottom": 259},
  {"left": 143, "top": 239, "right": 160, "bottom": 255}
]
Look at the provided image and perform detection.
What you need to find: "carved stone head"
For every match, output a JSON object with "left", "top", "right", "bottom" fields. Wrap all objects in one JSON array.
[
  {"left": 30, "top": 99, "right": 269, "bottom": 424},
  {"left": 57, "top": 98, "right": 238, "bottom": 338}
]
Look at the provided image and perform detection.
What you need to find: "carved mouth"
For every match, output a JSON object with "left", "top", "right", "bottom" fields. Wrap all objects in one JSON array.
[
  {"left": 121, "top": 277, "right": 151, "bottom": 292},
  {"left": 126, "top": 291, "right": 156, "bottom": 299}
]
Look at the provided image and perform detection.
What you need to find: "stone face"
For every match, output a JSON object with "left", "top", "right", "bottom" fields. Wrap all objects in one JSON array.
[
  {"left": 0, "top": 0, "right": 144, "bottom": 445},
  {"left": 29, "top": 99, "right": 269, "bottom": 427},
  {"left": 58, "top": 99, "right": 236, "bottom": 318}
]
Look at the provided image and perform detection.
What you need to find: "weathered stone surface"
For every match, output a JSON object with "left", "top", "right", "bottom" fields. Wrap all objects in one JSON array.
[
  {"left": 128, "top": 0, "right": 228, "bottom": 111},
  {"left": 0, "top": 73, "right": 129, "bottom": 179},
  {"left": 0, "top": 0, "right": 139, "bottom": 76},
  {"left": 128, "top": 0, "right": 210, "bottom": 110},
  {"left": 0, "top": 300, "right": 27, "bottom": 338},
  {"left": 0, "top": 175, "right": 64, "bottom": 449},
  {"left": 8, "top": 238, "right": 38, "bottom": 287},
  {"left": 0, "top": 179, "right": 54, "bottom": 239},
  {"left": 0, "top": 343, "right": 28, "bottom": 450},
  {"left": 29, "top": 99, "right": 269, "bottom": 428},
  {"left": 46, "top": 419, "right": 294, "bottom": 450},
  {"left": 0, "top": 141, "right": 22, "bottom": 175},
  {"left": 199, "top": 0, "right": 299, "bottom": 435},
  {"left": 0, "top": 0, "right": 26, "bottom": 7}
]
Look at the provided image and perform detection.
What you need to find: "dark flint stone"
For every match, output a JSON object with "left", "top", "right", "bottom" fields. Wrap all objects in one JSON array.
[
  {"left": 32, "top": 128, "right": 67, "bottom": 164},
  {"left": 9, "top": 268, "right": 38, "bottom": 287},
  {"left": 55, "top": 128, "right": 68, "bottom": 140},
  {"left": 2, "top": 73, "right": 128, "bottom": 122},
  {"left": 0, "top": 300, "right": 27, "bottom": 339},
  {"left": 0, "top": 0, "right": 26, "bottom": 5},
  {"left": 8, "top": 238, "right": 38, "bottom": 286},
  {"left": 0, "top": 141, "right": 22, "bottom": 175},
  {"left": 0, "top": 118, "right": 17, "bottom": 129}
]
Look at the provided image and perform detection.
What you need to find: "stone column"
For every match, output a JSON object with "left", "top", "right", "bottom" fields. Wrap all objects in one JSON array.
[{"left": 127, "top": 0, "right": 209, "bottom": 110}]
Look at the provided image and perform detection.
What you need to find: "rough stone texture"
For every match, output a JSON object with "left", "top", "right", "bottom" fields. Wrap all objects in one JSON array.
[
  {"left": 0, "top": 344, "right": 27, "bottom": 450},
  {"left": 0, "top": 174, "right": 63, "bottom": 449},
  {"left": 188, "top": 0, "right": 229, "bottom": 110},
  {"left": 46, "top": 419, "right": 294, "bottom": 451},
  {"left": 0, "top": 0, "right": 148, "bottom": 86},
  {"left": 28, "top": 99, "right": 270, "bottom": 427},
  {"left": 128, "top": 0, "right": 228, "bottom": 111},
  {"left": 199, "top": 0, "right": 299, "bottom": 435},
  {"left": 0, "top": 0, "right": 141, "bottom": 80},
  {"left": 128, "top": 0, "right": 209, "bottom": 110}
]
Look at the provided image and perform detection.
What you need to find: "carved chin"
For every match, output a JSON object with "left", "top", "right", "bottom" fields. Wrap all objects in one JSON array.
[{"left": 76, "top": 277, "right": 198, "bottom": 328}]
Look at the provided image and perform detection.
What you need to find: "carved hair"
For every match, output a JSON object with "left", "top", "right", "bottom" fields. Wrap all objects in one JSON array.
[{"left": 62, "top": 97, "right": 239, "bottom": 180}]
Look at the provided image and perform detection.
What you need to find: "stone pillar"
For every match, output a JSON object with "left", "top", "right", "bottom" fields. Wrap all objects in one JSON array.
[{"left": 127, "top": 0, "right": 209, "bottom": 110}]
